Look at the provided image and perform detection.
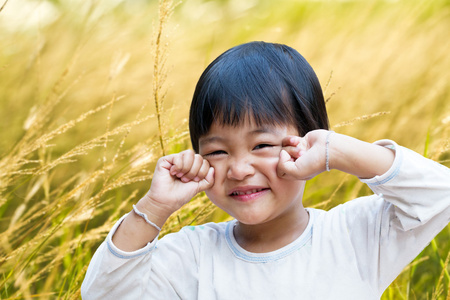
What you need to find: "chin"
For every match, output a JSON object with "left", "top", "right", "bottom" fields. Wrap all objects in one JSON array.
[{"left": 233, "top": 213, "right": 270, "bottom": 226}]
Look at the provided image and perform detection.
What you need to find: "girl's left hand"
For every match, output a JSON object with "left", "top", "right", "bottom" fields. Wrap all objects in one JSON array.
[{"left": 277, "top": 129, "right": 330, "bottom": 180}]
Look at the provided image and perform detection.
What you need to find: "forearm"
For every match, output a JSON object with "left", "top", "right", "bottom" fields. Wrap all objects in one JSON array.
[
  {"left": 328, "top": 133, "right": 395, "bottom": 179},
  {"left": 112, "top": 151, "right": 214, "bottom": 252},
  {"left": 82, "top": 213, "right": 160, "bottom": 298},
  {"left": 112, "top": 196, "right": 172, "bottom": 251}
]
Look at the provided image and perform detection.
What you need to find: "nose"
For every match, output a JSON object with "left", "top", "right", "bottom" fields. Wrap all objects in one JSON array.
[{"left": 227, "top": 156, "right": 255, "bottom": 181}]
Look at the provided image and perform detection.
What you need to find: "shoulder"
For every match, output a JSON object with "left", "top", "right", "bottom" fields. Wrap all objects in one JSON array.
[
  {"left": 311, "top": 195, "right": 386, "bottom": 219},
  {"left": 161, "top": 221, "right": 230, "bottom": 245},
  {"left": 154, "top": 221, "right": 231, "bottom": 261},
  {"left": 308, "top": 195, "right": 390, "bottom": 232}
]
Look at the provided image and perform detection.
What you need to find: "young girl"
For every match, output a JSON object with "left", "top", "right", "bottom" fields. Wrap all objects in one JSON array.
[{"left": 81, "top": 42, "right": 450, "bottom": 299}]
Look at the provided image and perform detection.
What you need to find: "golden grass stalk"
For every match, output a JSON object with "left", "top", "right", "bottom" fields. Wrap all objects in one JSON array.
[
  {"left": 0, "top": 0, "right": 9, "bottom": 13},
  {"left": 152, "top": 0, "right": 177, "bottom": 156},
  {"left": 433, "top": 250, "right": 450, "bottom": 300},
  {"left": 332, "top": 111, "right": 391, "bottom": 129},
  {"left": 323, "top": 70, "right": 340, "bottom": 104},
  {"left": 447, "top": 276, "right": 450, "bottom": 300}
]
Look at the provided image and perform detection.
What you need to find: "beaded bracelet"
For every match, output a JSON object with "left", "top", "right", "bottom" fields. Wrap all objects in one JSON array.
[
  {"left": 325, "top": 131, "right": 334, "bottom": 172},
  {"left": 132, "top": 204, "right": 162, "bottom": 232}
]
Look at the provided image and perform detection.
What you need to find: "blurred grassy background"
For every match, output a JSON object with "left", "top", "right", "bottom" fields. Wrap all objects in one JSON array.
[{"left": 0, "top": 0, "right": 449, "bottom": 298}]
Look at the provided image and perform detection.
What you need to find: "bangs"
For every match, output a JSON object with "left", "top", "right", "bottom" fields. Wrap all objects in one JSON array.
[
  {"left": 207, "top": 59, "right": 298, "bottom": 130},
  {"left": 189, "top": 42, "right": 329, "bottom": 153}
]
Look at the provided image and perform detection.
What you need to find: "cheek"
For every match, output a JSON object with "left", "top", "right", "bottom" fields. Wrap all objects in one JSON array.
[
  {"left": 257, "top": 154, "right": 280, "bottom": 175},
  {"left": 208, "top": 161, "right": 226, "bottom": 181},
  {"left": 204, "top": 189, "right": 214, "bottom": 201},
  {"left": 205, "top": 161, "right": 226, "bottom": 199},
  {"left": 279, "top": 178, "right": 306, "bottom": 197},
  {"left": 205, "top": 189, "right": 225, "bottom": 211}
]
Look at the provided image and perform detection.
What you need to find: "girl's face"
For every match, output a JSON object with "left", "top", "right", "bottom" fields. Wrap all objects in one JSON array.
[{"left": 199, "top": 120, "right": 306, "bottom": 226}]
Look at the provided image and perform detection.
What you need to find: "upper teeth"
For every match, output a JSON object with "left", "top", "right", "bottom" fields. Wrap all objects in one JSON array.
[{"left": 231, "top": 189, "right": 263, "bottom": 196}]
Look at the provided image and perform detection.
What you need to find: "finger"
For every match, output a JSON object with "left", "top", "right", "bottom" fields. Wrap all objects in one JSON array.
[
  {"left": 172, "top": 150, "right": 194, "bottom": 178},
  {"left": 197, "top": 167, "right": 215, "bottom": 192},
  {"left": 281, "top": 136, "right": 308, "bottom": 159},
  {"left": 179, "top": 150, "right": 195, "bottom": 174},
  {"left": 297, "top": 138, "right": 309, "bottom": 153},
  {"left": 277, "top": 149, "right": 301, "bottom": 178},
  {"left": 158, "top": 154, "right": 177, "bottom": 172},
  {"left": 194, "top": 158, "right": 211, "bottom": 182},
  {"left": 169, "top": 152, "right": 184, "bottom": 176},
  {"left": 281, "top": 136, "right": 302, "bottom": 147},
  {"left": 180, "top": 154, "right": 204, "bottom": 182},
  {"left": 282, "top": 145, "right": 302, "bottom": 159}
]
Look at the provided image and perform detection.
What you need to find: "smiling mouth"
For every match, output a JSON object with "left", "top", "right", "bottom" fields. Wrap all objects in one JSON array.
[{"left": 230, "top": 188, "right": 268, "bottom": 196}]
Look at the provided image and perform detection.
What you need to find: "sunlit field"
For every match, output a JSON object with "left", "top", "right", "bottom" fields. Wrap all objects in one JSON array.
[{"left": 1, "top": 0, "right": 449, "bottom": 298}]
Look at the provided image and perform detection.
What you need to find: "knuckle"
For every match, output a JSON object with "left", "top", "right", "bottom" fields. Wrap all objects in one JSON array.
[
  {"left": 182, "top": 149, "right": 194, "bottom": 154},
  {"left": 202, "top": 158, "right": 210, "bottom": 167}
]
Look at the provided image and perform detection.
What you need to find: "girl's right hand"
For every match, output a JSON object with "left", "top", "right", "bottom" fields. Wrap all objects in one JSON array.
[{"left": 142, "top": 150, "right": 215, "bottom": 217}]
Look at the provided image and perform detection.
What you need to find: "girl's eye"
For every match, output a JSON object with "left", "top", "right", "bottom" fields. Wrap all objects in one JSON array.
[
  {"left": 254, "top": 144, "right": 273, "bottom": 150},
  {"left": 205, "top": 150, "right": 227, "bottom": 156}
]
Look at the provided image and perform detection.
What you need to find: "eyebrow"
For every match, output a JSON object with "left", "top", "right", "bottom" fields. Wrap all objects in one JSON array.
[
  {"left": 250, "top": 127, "right": 277, "bottom": 135},
  {"left": 199, "top": 136, "right": 224, "bottom": 146},
  {"left": 199, "top": 126, "right": 280, "bottom": 146}
]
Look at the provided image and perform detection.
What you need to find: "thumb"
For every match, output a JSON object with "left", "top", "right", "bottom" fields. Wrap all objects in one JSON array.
[
  {"left": 197, "top": 167, "right": 215, "bottom": 192},
  {"left": 277, "top": 149, "right": 298, "bottom": 178}
]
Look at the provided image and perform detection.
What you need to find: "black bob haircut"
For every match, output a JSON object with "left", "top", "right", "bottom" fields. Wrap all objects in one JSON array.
[{"left": 189, "top": 41, "right": 329, "bottom": 153}]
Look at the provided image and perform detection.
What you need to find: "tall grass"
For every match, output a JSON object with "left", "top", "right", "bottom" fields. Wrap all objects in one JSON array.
[{"left": 0, "top": 0, "right": 449, "bottom": 299}]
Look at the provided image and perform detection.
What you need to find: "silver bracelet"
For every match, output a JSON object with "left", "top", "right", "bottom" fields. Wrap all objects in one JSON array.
[
  {"left": 326, "top": 131, "right": 334, "bottom": 172},
  {"left": 132, "top": 204, "right": 162, "bottom": 232}
]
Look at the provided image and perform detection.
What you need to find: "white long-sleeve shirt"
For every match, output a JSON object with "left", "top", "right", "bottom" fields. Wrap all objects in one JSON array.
[{"left": 81, "top": 141, "right": 450, "bottom": 299}]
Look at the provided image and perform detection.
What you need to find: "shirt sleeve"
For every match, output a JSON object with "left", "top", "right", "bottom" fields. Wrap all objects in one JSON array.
[
  {"left": 362, "top": 140, "right": 450, "bottom": 231},
  {"left": 81, "top": 213, "right": 200, "bottom": 299},
  {"left": 347, "top": 140, "right": 450, "bottom": 294}
]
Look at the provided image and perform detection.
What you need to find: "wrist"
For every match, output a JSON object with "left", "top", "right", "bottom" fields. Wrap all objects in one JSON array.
[
  {"left": 327, "top": 132, "right": 354, "bottom": 173},
  {"left": 325, "top": 131, "right": 334, "bottom": 172},
  {"left": 135, "top": 194, "right": 174, "bottom": 229}
]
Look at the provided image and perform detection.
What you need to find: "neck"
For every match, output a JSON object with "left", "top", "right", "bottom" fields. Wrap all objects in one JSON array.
[{"left": 234, "top": 202, "right": 309, "bottom": 253}]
